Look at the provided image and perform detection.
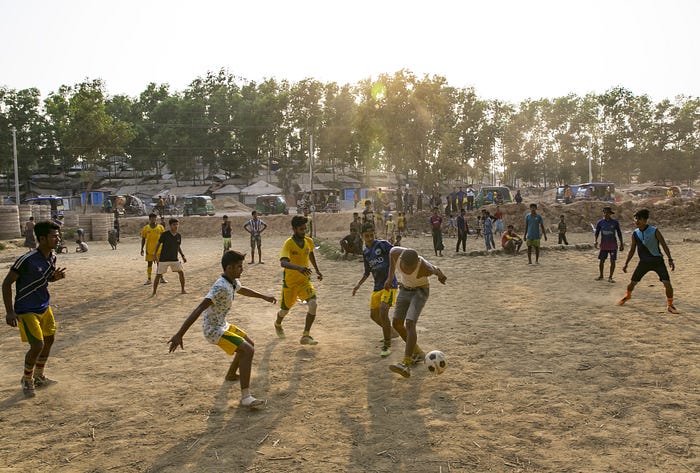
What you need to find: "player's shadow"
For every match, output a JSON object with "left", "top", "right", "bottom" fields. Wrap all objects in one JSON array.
[
  {"left": 0, "top": 391, "right": 32, "bottom": 409},
  {"left": 149, "top": 337, "right": 312, "bottom": 471}
]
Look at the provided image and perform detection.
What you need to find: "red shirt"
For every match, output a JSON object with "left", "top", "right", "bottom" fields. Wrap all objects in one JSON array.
[{"left": 429, "top": 215, "right": 442, "bottom": 229}]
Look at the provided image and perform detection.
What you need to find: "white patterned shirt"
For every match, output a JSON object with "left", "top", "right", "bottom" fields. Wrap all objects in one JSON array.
[{"left": 202, "top": 276, "right": 242, "bottom": 344}]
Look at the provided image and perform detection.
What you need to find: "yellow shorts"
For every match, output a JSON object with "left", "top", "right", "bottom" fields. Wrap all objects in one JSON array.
[
  {"left": 370, "top": 288, "right": 396, "bottom": 310},
  {"left": 216, "top": 324, "right": 247, "bottom": 356},
  {"left": 526, "top": 239, "right": 541, "bottom": 248},
  {"left": 145, "top": 249, "right": 162, "bottom": 262},
  {"left": 280, "top": 281, "right": 315, "bottom": 310},
  {"left": 18, "top": 307, "right": 56, "bottom": 344}
]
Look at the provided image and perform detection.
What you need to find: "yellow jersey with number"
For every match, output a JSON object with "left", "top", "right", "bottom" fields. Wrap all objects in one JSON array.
[{"left": 280, "top": 236, "right": 313, "bottom": 287}]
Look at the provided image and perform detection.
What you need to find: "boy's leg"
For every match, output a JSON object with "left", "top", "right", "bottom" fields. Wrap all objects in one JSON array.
[
  {"left": 527, "top": 244, "right": 532, "bottom": 263},
  {"left": 178, "top": 270, "right": 186, "bottom": 294},
  {"left": 152, "top": 265, "right": 161, "bottom": 296},
  {"left": 300, "top": 298, "right": 318, "bottom": 345},
  {"left": 257, "top": 241, "right": 263, "bottom": 263},
  {"left": 662, "top": 280, "right": 679, "bottom": 313},
  {"left": 598, "top": 259, "right": 605, "bottom": 279},
  {"left": 617, "top": 280, "right": 638, "bottom": 305},
  {"left": 33, "top": 334, "right": 55, "bottom": 385},
  {"left": 235, "top": 342, "right": 263, "bottom": 407},
  {"left": 225, "top": 352, "right": 240, "bottom": 381},
  {"left": 535, "top": 246, "right": 540, "bottom": 263}
]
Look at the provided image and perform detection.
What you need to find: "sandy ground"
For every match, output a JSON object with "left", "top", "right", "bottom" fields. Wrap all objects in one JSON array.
[{"left": 0, "top": 221, "right": 698, "bottom": 472}]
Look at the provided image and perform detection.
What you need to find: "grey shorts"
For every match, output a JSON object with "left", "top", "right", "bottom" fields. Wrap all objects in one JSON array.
[{"left": 393, "top": 286, "right": 429, "bottom": 322}]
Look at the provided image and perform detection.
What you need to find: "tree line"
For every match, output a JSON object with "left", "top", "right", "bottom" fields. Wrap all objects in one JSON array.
[{"left": 1, "top": 69, "right": 698, "bottom": 196}]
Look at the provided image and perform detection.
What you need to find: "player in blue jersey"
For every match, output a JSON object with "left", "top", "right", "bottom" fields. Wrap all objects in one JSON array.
[
  {"left": 3, "top": 221, "right": 66, "bottom": 398},
  {"left": 617, "top": 209, "right": 679, "bottom": 314},
  {"left": 594, "top": 207, "right": 624, "bottom": 282},
  {"left": 352, "top": 223, "right": 398, "bottom": 357}
]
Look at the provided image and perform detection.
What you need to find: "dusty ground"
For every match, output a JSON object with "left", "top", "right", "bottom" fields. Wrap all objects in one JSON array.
[{"left": 0, "top": 213, "right": 698, "bottom": 472}]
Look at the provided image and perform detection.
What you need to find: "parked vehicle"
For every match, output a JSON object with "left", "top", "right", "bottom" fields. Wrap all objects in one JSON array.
[
  {"left": 555, "top": 185, "right": 579, "bottom": 204},
  {"left": 575, "top": 183, "right": 616, "bottom": 202},
  {"left": 255, "top": 194, "right": 288, "bottom": 215},
  {"left": 25, "top": 195, "right": 65, "bottom": 218},
  {"left": 107, "top": 195, "right": 147, "bottom": 216},
  {"left": 475, "top": 186, "right": 512, "bottom": 208},
  {"left": 183, "top": 195, "right": 215, "bottom": 216}
]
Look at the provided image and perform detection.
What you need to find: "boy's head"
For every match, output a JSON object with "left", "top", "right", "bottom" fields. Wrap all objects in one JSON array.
[
  {"left": 399, "top": 249, "right": 420, "bottom": 274},
  {"left": 169, "top": 218, "right": 179, "bottom": 230},
  {"left": 560, "top": 215, "right": 565, "bottom": 220},
  {"left": 223, "top": 215, "right": 229, "bottom": 221},
  {"left": 148, "top": 213, "right": 157, "bottom": 222},
  {"left": 361, "top": 223, "right": 376, "bottom": 247},
  {"left": 221, "top": 250, "right": 246, "bottom": 278},
  {"left": 633, "top": 209, "right": 650, "bottom": 226},
  {"left": 34, "top": 221, "right": 61, "bottom": 248},
  {"left": 507, "top": 224, "right": 514, "bottom": 231},
  {"left": 291, "top": 215, "right": 307, "bottom": 236},
  {"left": 365, "top": 200, "right": 372, "bottom": 208},
  {"left": 530, "top": 203, "right": 538, "bottom": 211},
  {"left": 353, "top": 212, "right": 359, "bottom": 219}
]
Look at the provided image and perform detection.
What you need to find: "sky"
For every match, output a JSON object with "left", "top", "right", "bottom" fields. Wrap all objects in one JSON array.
[{"left": 2, "top": 0, "right": 699, "bottom": 103}]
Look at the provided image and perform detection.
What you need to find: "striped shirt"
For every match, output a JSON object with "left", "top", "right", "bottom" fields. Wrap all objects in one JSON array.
[
  {"left": 245, "top": 218, "right": 266, "bottom": 235},
  {"left": 10, "top": 249, "right": 57, "bottom": 314}
]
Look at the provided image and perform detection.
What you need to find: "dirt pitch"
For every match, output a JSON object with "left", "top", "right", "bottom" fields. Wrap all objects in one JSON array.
[{"left": 0, "top": 213, "right": 698, "bottom": 472}]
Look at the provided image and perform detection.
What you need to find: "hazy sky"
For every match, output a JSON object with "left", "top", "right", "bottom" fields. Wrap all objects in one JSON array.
[{"left": 2, "top": 0, "right": 699, "bottom": 103}]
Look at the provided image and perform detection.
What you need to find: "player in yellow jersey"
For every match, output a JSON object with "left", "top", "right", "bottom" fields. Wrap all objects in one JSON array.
[
  {"left": 274, "top": 215, "right": 323, "bottom": 345},
  {"left": 140, "top": 213, "right": 165, "bottom": 285}
]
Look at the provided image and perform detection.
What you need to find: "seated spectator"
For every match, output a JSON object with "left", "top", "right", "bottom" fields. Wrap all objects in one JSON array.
[
  {"left": 75, "top": 239, "right": 89, "bottom": 253},
  {"left": 501, "top": 225, "right": 523, "bottom": 255}
]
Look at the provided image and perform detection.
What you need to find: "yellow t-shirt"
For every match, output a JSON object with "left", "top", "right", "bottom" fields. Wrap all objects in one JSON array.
[
  {"left": 141, "top": 224, "right": 165, "bottom": 254},
  {"left": 280, "top": 236, "right": 314, "bottom": 287}
]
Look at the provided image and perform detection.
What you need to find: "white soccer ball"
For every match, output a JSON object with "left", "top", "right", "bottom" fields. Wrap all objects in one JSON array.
[{"left": 425, "top": 350, "right": 447, "bottom": 375}]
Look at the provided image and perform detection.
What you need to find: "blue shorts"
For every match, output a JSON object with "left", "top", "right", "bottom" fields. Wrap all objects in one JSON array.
[{"left": 598, "top": 249, "right": 618, "bottom": 261}]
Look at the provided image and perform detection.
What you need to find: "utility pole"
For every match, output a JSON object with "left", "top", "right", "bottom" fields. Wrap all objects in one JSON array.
[
  {"left": 309, "top": 134, "right": 315, "bottom": 237},
  {"left": 12, "top": 127, "right": 20, "bottom": 206}
]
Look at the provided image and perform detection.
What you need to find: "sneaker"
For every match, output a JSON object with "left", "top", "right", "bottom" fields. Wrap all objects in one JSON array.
[
  {"left": 608, "top": 278, "right": 615, "bottom": 283},
  {"left": 667, "top": 305, "right": 680, "bottom": 314},
  {"left": 240, "top": 395, "right": 264, "bottom": 408},
  {"left": 21, "top": 377, "right": 35, "bottom": 398},
  {"left": 595, "top": 276, "right": 604, "bottom": 281},
  {"left": 300, "top": 335, "right": 318, "bottom": 345},
  {"left": 144, "top": 279, "right": 152, "bottom": 285},
  {"left": 274, "top": 323, "right": 285, "bottom": 339},
  {"left": 33, "top": 375, "right": 57, "bottom": 388},
  {"left": 160, "top": 277, "right": 168, "bottom": 284},
  {"left": 411, "top": 351, "right": 426, "bottom": 365},
  {"left": 389, "top": 362, "right": 411, "bottom": 378},
  {"left": 617, "top": 296, "right": 630, "bottom": 306},
  {"left": 380, "top": 346, "right": 391, "bottom": 357}
]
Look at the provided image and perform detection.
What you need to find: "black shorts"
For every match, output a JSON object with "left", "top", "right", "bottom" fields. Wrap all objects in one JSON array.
[{"left": 631, "top": 259, "right": 670, "bottom": 283}]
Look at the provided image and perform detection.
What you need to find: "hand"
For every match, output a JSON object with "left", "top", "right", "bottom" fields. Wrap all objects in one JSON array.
[
  {"left": 669, "top": 260, "right": 675, "bottom": 271},
  {"left": 298, "top": 267, "right": 312, "bottom": 276},
  {"left": 264, "top": 295, "right": 277, "bottom": 304},
  {"left": 544, "top": 234, "right": 548, "bottom": 241},
  {"left": 140, "top": 249, "right": 144, "bottom": 256},
  {"left": 182, "top": 256, "right": 187, "bottom": 263},
  {"left": 168, "top": 334, "right": 183, "bottom": 353},
  {"left": 316, "top": 271, "right": 323, "bottom": 281},
  {"left": 437, "top": 270, "right": 447, "bottom": 285},
  {"left": 594, "top": 242, "right": 599, "bottom": 249},
  {"left": 620, "top": 243, "right": 624, "bottom": 251},
  {"left": 384, "top": 280, "right": 393, "bottom": 291},
  {"left": 53, "top": 267, "right": 67, "bottom": 281},
  {"left": 352, "top": 285, "right": 359, "bottom": 296},
  {"left": 6, "top": 311, "right": 18, "bottom": 327}
]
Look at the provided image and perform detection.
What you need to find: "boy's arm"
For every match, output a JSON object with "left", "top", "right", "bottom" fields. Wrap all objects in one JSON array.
[
  {"left": 384, "top": 246, "right": 403, "bottom": 290},
  {"left": 179, "top": 243, "right": 187, "bottom": 263},
  {"left": 243, "top": 223, "right": 251, "bottom": 234},
  {"left": 168, "top": 298, "right": 212, "bottom": 352},
  {"left": 540, "top": 219, "right": 547, "bottom": 240},
  {"left": 621, "top": 236, "right": 637, "bottom": 272},
  {"left": 237, "top": 286, "right": 277, "bottom": 303},
  {"left": 260, "top": 222, "right": 268, "bottom": 233},
  {"left": 309, "top": 252, "right": 323, "bottom": 281},
  {"left": 655, "top": 229, "right": 675, "bottom": 271},
  {"left": 153, "top": 241, "right": 162, "bottom": 262},
  {"left": 352, "top": 274, "right": 370, "bottom": 296},
  {"left": 616, "top": 224, "right": 625, "bottom": 251},
  {"left": 3, "top": 271, "right": 19, "bottom": 327}
]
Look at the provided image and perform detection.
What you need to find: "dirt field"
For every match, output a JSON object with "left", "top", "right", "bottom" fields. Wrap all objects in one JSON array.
[{"left": 0, "top": 214, "right": 698, "bottom": 472}]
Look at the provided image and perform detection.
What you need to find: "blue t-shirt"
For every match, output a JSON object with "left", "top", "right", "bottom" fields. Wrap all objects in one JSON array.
[
  {"left": 525, "top": 213, "right": 544, "bottom": 240},
  {"left": 363, "top": 239, "right": 397, "bottom": 291},
  {"left": 596, "top": 218, "right": 622, "bottom": 250},
  {"left": 633, "top": 225, "right": 663, "bottom": 262},
  {"left": 10, "top": 249, "right": 56, "bottom": 314}
]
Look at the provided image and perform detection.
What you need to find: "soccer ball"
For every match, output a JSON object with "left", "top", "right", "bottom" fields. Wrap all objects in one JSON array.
[{"left": 425, "top": 350, "right": 447, "bottom": 375}]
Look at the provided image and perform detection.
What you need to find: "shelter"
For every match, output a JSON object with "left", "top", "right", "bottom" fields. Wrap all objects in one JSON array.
[
  {"left": 212, "top": 184, "right": 242, "bottom": 200},
  {"left": 239, "top": 180, "right": 283, "bottom": 205}
]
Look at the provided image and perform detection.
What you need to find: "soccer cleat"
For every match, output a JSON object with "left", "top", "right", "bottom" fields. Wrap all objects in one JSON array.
[
  {"left": 21, "top": 377, "right": 36, "bottom": 398},
  {"left": 274, "top": 323, "right": 285, "bottom": 339},
  {"left": 160, "top": 277, "right": 168, "bottom": 284},
  {"left": 33, "top": 375, "right": 57, "bottom": 388},
  {"left": 300, "top": 335, "right": 318, "bottom": 345},
  {"left": 389, "top": 362, "right": 411, "bottom": 378},
  {"left": 144, "top": 279, "right": 152, "bottom": 285},
  {"left": 667, "top": 305, "right": 680, "bottom": 314},
  {"left": 380, "top": 346, "right": 391, "bottom": 357},
  {"left": 411, "top": 351, "right": 426, "bottom": 365},
  {"left": 240, "top": 395, "right": 264, "bottom": 408},
  {"left": 617, "top": 296, "right": 630, "bottom": 306}
]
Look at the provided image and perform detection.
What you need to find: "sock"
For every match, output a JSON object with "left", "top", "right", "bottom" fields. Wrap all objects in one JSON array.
[
  {"left": 412, "top": 344, "right": 423, "bottom": 355},
  {"left": 147, "top": 266, "right": 152, "bottom": 280},
  {"left": 402, "top": 356, "right": 412, "bottom": 366},
  {"left": 667, "top": 298, "right": 674, "bottom": 306},
  {"left": 241, "top": 388, "right": 250, "bottom": 399},
  {"left": 624, "top": 290, "right": 632, "bottom": 299},
  {"left": 35, "top": 356, "right": 48, "bottom": 377},
  {"left": 302, "top": 330, "right": 310, "bottom": 337},
  {"left": 23, "top": 363, "right": 34, "bottom": 380}
]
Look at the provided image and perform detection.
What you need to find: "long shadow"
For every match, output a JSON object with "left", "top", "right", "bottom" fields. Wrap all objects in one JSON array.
[{"left": 148, "top": 337, "right": 313, "bottom": 471}]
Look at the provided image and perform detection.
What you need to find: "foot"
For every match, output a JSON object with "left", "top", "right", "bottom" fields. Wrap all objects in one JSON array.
[
  {"left": 160, "top": 278, "right": 168, "bottom": 284},
  {"left": 667, "top": 305, "right": 680, "bottom": 314},
  {"left": 380, "top": 346, "right": 391, "bottom": 357},
  {"left": 225, "top": 373, "right": 240, "bottom": 382},
  {"left": 411, "top": 351, "right": 426, "bottom": 365},
  {"left": 259, "top": 261, "right": 264, "bottom": 264},
  {"left": 248, "top": 261, "right": 255, "bottom": 265},
  {"left": 33, "top": 375, "right": 57, "bottom": 388},
  {"left": 144, "top": 279, "right": 152, "bottom": 285},
  {"left": 595, "top": 276, "right": 604, "bottom": 281},
  {"left": 274, "top": 323, "right": 285, "bottom": 339},
  {"left": 300, "top": 335, "right": 318, "bottom": 345},
  {"left": 389, "top": 362, "right": 411, "bottom": 378},
  {"left": 21, "top": 377, "right": 35, "bottom": 398},
  {"left": 240, "top": 395, "right": 264, "bottom": 408},
  {"left": 617, "top": 295, "right": 631, "bottom": 306},
  {"left": 608, "top": 277, "right": 615, "bottom": 283}
]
